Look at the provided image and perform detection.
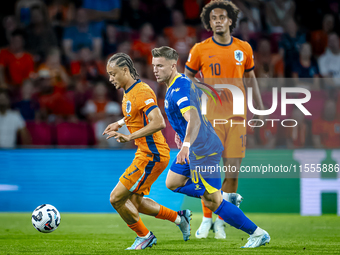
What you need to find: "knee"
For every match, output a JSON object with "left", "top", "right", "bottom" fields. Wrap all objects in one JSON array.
[
  {"left": 110, "top": 192, "right": 122, "bottom": 209},
  {"left": 202, "top": 194, "right": 222, "bottom": 212},
  {"left": 203, "top": 199, "right": 220, "bottom": 212},
  {"left": 165, "top": 178, "right": 178, "bottom": 191},
  {"left": 166, "top": 170, "right": 189, "bottom": 191}
]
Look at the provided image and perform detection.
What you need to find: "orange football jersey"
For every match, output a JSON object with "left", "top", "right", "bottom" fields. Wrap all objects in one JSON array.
[
  {"left": 185, "top": 36, "right": 254, "bottom": 120},
  {"left": 122, "top": 79, "right": 170, "bottom": 160}
]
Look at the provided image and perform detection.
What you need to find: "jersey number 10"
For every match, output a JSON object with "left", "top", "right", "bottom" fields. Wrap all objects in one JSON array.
[{"left": 209, "top": 63, "right": 221, "bottom": 76}]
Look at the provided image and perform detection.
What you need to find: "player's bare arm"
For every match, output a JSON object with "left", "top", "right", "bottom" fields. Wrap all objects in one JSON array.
[
  {"left": 244, "top": 70, "right": 265, "bottom": 127},
  {"left": 176, "top": 109, "right": 201, "bottom": 165},
  {"left": 184, "top": 68, "right": 196, "bottom": 82},
  {"left": 105, "top": 107, "right": 165, "bottom": 143},
  {"left": 175, "top": 132, "right": 182, "bottom": 149},
  {"left": 244, "top": 70, "right": 264, "bottom": 111},
  {"left": 102, "top": 118, "right": 125, "bottom": 135}
]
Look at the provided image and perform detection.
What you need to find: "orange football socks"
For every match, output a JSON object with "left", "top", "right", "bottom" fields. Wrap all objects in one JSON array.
[
  {"left": 155, "top": 205, "right": 178, "bottom": 222},
  {"left": 201, "top": 200, "right": 213, "bottom": 218},
  {"left": 127, "top": 218, "right": 150, "bottom": 237}
]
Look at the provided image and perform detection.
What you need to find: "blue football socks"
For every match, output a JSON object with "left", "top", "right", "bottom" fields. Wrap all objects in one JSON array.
[{"left": 214, "top": 200, "right": 257, "bottom": 235}]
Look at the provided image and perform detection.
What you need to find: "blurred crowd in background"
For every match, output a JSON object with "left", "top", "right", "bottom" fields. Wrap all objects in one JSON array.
[{"left": 0, "top": 0, "right": 340, "bottom": 149}]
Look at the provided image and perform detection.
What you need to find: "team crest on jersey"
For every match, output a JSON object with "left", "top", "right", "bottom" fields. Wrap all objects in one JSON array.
[
  {"left": 174, "top": 88, "right": 180, "bottom": 92},
  {"left": 126, "top": 101, "right": 132, "bottom": 113},
  {"left": 164, "top": 99, "right": 169, "bottom": 109},
  {"left": 234, "top": 50, "right": 244, "bottom": 62}
]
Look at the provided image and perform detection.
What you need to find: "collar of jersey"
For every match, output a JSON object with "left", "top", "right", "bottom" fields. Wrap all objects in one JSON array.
[
  {"left": 212, "top": 36, "right": 233, "bottom": 46},
  {"left": 168, "top": 74, "right": 182, "bottom": 89},
  {"left": 125, "top": 79, "right": 141, "bottom": 94}
]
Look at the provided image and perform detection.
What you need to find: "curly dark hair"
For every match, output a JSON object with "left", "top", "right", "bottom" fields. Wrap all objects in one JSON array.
[{"left": 200, "top": 0, "right": 240, "bottom": 33}]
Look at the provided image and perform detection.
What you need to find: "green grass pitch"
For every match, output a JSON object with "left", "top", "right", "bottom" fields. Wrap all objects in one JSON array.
[{"left": 1, "top": 213, "right": 339, "bottom": 254}]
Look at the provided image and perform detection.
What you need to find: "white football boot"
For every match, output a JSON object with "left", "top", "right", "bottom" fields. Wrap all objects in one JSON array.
[
  {"left": 195, "top": 217, "right": 213, "bottom": 239},
  {"left": 242, "top": 228, "right": 270, "bottom": 248},
  {"left": 213, "top": 217, "right": 226, "bottom": 239}
]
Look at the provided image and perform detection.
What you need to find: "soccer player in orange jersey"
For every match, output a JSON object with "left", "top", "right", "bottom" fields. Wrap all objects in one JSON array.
[
  {"left": 184, "top": 0, "right": 265, "bottom": 239},
  {"left": 103, "top": 53, "right": 191, "bottom": 250}
]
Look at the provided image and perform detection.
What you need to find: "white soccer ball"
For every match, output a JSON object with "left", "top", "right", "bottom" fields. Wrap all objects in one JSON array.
[{"left": 31, "top": 204, "right": 61, "bottom": 233}]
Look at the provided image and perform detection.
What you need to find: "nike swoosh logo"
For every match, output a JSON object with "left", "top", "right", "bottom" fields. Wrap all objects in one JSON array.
[{"left": 209, "top": 55, "right": 216, "bottom": 58}]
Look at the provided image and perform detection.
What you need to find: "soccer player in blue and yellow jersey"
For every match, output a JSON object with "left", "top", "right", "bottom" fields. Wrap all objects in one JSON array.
[
  {"left": 103, "top": 53, "right": 191, "bottom": 250},
  {"left": 152, "top": 46, "right": 270, "bottom": 248}
]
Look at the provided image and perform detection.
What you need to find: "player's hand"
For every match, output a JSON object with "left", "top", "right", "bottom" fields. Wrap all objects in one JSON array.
[
  {"left": 174, "top": 133, "right": 182, "bottom": 149},
  {"left": 105, "top": 131, "right": 131, "bottom": 143},
  {"left": 176, "top": 146, "right": 190, "bottom": 165},
  {"left": 102, "top": 122, "right": 120, "bottom": 136},
  {"left": 249, "top": 114, "right": 264, "bottom": 130}
]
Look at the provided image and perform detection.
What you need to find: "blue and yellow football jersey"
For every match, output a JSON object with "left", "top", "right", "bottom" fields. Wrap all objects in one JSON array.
[{"left": 164, "top": 73, "right": 223, "bottom": 158}]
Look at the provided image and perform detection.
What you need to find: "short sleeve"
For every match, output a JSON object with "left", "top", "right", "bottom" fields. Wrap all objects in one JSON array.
[
  {"left": 185, "top": 43, "right": 201, "bottom": 73},
  {"left": 172, "top": 83, "right": 191, "bottom": 115},
  {"left": 244, "top": 42, "right": 255, "bottom": 72},
  {"left": 138, "top": 89, "right": 158, "bottom": 116}
]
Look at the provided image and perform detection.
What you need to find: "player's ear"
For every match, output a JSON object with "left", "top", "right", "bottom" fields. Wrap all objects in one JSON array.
[
  {"left": 209, "top": 19, "right": 213, "bottom": 30},
  {"left": 172, "top": 62, "right": 177, "bottom": 70},
  {"left": 228, "top": 18, "right": 232, "bottom": 26},
  {"left": 123, "top": 66, "right": 129, "bottom": 76}
]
